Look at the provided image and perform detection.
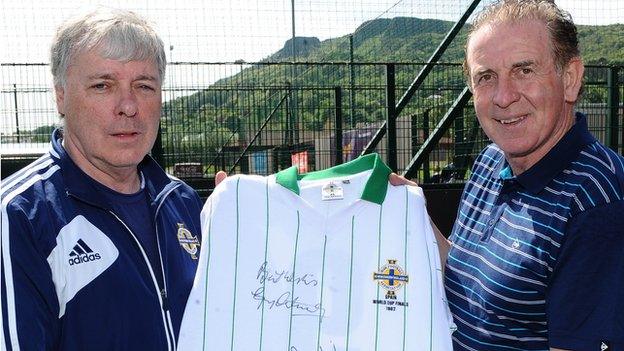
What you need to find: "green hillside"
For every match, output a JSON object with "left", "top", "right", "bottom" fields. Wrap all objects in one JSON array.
[
  {"left": 161, "top": 17, "right": 623, "bottom": 158},
  {"left": 263, "top": 17, "right": 623, "bottom": 64},
  {"left": 265, "top": 17, "right": 460, "bottom": 62},
  {"left": 578, "top": 24, "right": 624, "bottom": 64}
]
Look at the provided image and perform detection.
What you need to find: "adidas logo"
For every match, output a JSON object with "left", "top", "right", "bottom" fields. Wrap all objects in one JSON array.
[{"left": 68, "top": 239, "right": 102, "bottom": 266}]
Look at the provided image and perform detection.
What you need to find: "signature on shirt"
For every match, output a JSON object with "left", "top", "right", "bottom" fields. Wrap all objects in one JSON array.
[{"left": 251, "top": 261, "right": 325, "bottom": 317}]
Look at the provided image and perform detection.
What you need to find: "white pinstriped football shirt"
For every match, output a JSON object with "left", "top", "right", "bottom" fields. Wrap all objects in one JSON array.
[{"left": 178, "top": 154, "right": 454, "bottom": 350}]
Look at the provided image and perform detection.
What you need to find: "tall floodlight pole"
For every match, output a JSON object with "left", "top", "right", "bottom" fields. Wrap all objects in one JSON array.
[
  {"left": 168, "top": 45, "right": 174, "bottom": 87},
  {"left": 289, "top": 0, "right": 298, "bottom": 146},
  {"left": 349, "top": 35, "right": 355, "bottom": 129},
  {"left": 291, "top": 0, "right": 296, "bottom": 64}
]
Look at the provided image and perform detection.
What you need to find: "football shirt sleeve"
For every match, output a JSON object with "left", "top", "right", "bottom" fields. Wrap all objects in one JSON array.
[{"left": 178, "top": 176, "right": 239, "bottom": 350}]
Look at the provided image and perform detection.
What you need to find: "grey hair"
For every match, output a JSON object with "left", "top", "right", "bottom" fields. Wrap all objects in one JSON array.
[
  {"left": 50, "top": 8, "right": 166, "bottom": 88},
  {"left": 464, "top": 0, "right": 580, "bottom": 81}
]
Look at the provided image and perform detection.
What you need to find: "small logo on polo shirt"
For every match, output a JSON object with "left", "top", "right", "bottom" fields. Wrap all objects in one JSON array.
[
  {"left": 321, "top": 182, "right": 344, "bottom": 200},
  {"left": 177, "top": 223, "right": 200, "bottom": 260},
  {"left": 68, "top": 239, "right": 102, "bottom": 265},
  {"left": 601, "top": 341, "right": 610, "bottom": 351}
]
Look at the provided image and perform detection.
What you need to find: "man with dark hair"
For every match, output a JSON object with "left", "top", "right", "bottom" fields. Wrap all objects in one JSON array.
[
  {"left": 1, "top": 8, "right": 202, "bottom": 350},
  {"left": 443, "top": 0, "right": 624, "bottom": 349}
]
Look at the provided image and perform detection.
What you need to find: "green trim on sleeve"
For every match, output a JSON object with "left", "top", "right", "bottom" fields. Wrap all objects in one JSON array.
[{"left": 274, "top": 153, "right": 392, "bottom": 205}]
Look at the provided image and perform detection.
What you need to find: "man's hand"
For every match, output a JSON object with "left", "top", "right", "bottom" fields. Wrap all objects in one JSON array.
[
  {"left": 389, "top": 173, "right": 418, "bottom": 186},
  {"left": 215, "top": 171, "right": 227, "bottom": 187}
]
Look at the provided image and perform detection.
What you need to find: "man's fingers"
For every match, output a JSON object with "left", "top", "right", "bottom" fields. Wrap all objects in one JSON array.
[
  {"left": 389, "top": 173, "right": 418, "bottom": 186},
  {"left": 215, "top": 171, "right": 228, "bottom": 186}
]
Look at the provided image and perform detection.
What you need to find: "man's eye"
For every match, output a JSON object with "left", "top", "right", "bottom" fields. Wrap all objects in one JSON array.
[
  {"left": 138, "top": 84, "right": 156, "bottom": 91},
  {"left": 521, "top": 68, "right": 533, "bottom": 75},
  {"left": 477, "top": 74, "right": 492, "bottom": 84},
  {"left": 92, "top": 83, "right": 107, "bottom": 90}
]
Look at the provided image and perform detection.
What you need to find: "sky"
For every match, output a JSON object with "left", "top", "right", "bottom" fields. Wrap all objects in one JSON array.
[
  {"left": 2, "top": 0, "right": 622, "bottom": 64},
  {"left": 0, "top": 0, "right": 622, "bottom": 136}
]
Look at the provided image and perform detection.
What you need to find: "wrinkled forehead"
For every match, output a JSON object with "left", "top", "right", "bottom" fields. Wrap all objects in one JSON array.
[
  {"left": 67, "top": 47, "right": 161, "bottom": 81},
  {"left": 474, "top": 18, "right": 552, "bottom": 42},
  {"left": 97, "top": 37, "right": 155, "bottom": 59},
  {"left": 69, "top": 37, "right": 163, "bottom": 81},
  {"left": 466, "top": 20, "right": 552, "bottom": 67}
]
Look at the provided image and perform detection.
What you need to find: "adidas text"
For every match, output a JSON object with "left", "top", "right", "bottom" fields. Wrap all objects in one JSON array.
[{"left": 68, "top": 253, "right": 102, "bottom": 265}]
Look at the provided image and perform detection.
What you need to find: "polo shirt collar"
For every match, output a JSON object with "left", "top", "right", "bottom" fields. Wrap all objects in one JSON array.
[
  {"left": 275, "top": 153, "right": 392, "bottom": 205},
  {"left": 494, "top": 112, "right": 596, "bottom": 193}
]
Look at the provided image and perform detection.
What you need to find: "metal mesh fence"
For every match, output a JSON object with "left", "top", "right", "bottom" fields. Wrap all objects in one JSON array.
[
  {"left": 153, "top": 62, "right": 621, "bottom": 184},
  {"left": 1, "top": 61, "right": 623, "bottom": 183},
  {"left": 156, "top": 62, "right": 468, "bottom": 177},
  {"left": 1, "top": 64, "right": 57, "bottom": 157}
]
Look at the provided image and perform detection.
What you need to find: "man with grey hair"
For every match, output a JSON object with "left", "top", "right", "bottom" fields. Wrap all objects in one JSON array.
[{"left": 1, "top": 8, "right": 202, "bottom": 350}]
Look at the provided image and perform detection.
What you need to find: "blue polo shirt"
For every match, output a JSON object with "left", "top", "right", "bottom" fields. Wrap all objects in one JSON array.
[{"left": 445, "top": 113, "right": 624, "bottom": 351}]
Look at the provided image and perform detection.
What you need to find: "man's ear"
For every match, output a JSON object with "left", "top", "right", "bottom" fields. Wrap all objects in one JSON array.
[
  {"left": 55, "top": 85, "right": 66, "bottom": 116},
  {"left": 563, "top": 57, "right": 584, "bottom": 103}
]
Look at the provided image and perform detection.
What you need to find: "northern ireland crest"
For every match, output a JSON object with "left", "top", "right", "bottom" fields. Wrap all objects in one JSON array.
[
  {"left": 177, "top": 223, "right": 200, "bottom": 259},
  {"left": 373, "top": 259, "right": 409, "bottom": 300}
]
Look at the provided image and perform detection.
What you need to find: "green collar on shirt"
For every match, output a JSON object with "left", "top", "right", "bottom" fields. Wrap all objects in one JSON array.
[{"left": 275, "top": 153, "right": 392, "bottom": 205}]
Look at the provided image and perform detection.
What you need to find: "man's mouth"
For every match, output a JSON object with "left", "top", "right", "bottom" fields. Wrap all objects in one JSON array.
[
  {"left": 495, "top": 115, "right": 527, "bottom": 125},
  {"left": 111, "top": 132, "right": 140, "bottom": 137}
]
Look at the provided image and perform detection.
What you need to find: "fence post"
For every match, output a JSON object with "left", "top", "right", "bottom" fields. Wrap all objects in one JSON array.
[
  {"left": 13, "top": 84, "right": 21, "bottom": 143},
  {"left": 334, "top": 86, "right": 343, "bottom": 165},
  {"left": 386, "top": 64, "right": 397, "bottom": 172},
  {"left": 607, "top": 66, "right": 620, "bottom": 152},
  {"left": 284, "top": 85, "right": 291, "bottom": 146},
  {"left": 423, "top": 109, "right": 430, "bottom": 182},
  {"left": 349, "top": 35, "right": 355, "bottom": 129},
  {"left": 411, "top": 113, "right": 419, "bottom": 157},
  {"left": 152, "top": 123, "right": 165, "bottom": 167},
  {"left": 454, "top": 108, "right": 465, "bottom": 171},
  {"left": 152, "top": 89, "right": 166, "bottom": 167}
]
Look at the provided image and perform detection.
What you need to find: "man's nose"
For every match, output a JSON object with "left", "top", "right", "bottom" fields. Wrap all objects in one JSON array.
[
  {"left": 116, "top": 88, "right": 138, "bottom": 117},
  {"left": 492, "top": 76, "right": 520, "bottom": 108}
]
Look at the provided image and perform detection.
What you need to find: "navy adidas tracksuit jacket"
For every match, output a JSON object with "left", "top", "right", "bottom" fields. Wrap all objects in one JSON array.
[{"left": 1, "top": 129, "right": 203, "bottom": 350}]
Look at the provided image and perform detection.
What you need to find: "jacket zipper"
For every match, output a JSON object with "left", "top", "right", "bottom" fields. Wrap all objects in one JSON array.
[
  {"left": 109, "top": 211, "right": 175, "bottom": 351},
  {"left": 152, "top": 183, "right": 182, "bottom": 347}
]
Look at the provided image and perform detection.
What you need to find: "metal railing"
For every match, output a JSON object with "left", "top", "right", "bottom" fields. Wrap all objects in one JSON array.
[{"left": 2, "top": 63, "right": 623, "bottom": 189}]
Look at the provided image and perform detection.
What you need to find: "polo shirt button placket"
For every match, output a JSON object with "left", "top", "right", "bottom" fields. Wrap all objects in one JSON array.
[{"left": 480, "top": 218, "right": 497, "bottom": 241}]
